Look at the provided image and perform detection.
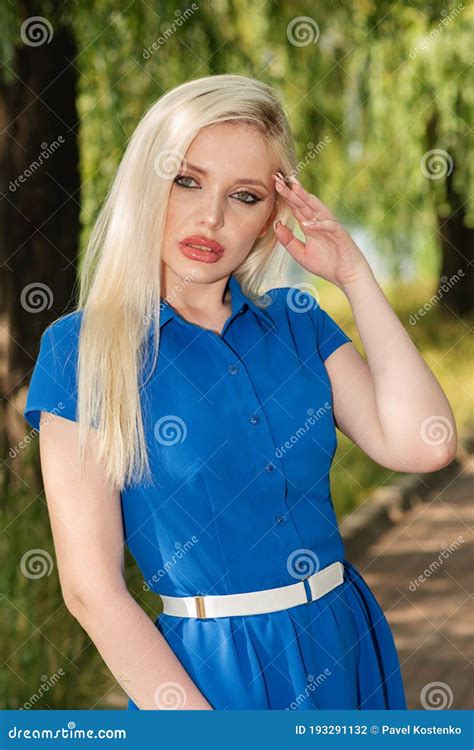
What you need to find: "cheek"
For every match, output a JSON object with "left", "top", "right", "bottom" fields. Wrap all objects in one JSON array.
[{"left": 164, "top": 192, "right": 189, "bottom": 230}]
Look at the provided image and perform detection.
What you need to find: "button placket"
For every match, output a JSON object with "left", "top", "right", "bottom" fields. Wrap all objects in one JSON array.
[{"left": 208, "top": 334, "right": 303, "bottom": 555}]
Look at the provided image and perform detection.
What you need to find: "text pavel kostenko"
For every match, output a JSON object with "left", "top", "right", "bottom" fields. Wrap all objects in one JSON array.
[{"left": 295, "top": 723, "right": 462, "bottom": 736}]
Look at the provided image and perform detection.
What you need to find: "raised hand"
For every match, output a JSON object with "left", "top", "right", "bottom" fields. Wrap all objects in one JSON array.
[{"left": 272, "top": 172, "right": 372, "bottom": 289}]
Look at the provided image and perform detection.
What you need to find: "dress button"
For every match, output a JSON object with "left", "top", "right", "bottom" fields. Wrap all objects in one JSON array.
[
  {"left": 265, "top": 462, "right": 276, "bottom": 473},
  {"left": 249, "top": 415, "right": 260, "bottom": 424},
  {"left": 228, "top": 364, "right": 239, "bottom": 376},
  {"left": 276, "top": 514, "right": 286, "bottom": 524}
]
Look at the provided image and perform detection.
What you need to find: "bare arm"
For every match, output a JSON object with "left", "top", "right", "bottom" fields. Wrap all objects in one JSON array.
[
  {"left": 38, "top": 413, "right": 213, "bottom": 710},
  {"left": 324, "top": 268, "right": 458, "bottom": 472}
]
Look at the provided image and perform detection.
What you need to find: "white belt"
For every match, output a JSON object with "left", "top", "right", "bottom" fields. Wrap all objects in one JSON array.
[{"left": 159, "top": 561, "right": 345, "bottom": 619}]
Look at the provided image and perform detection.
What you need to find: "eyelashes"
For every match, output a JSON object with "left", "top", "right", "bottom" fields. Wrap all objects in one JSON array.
[{"left": 173, "top": 174, "right": 262, "bottom": 206}]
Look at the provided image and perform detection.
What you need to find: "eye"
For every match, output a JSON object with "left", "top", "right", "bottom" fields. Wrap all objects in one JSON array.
[
  {"left": 174, "top": 174, "right": 199, "bottom": 189},
  {"left": 174, "top": 174, "right": 262, "bottom": 206},
  {"left": 232, "top": 190, "right": 262, "bottom": 206}
]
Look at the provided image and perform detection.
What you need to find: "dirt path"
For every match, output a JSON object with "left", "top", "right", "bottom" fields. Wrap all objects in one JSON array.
[{"left": 349, "top": 453, "right": 473, "bottom": 709}]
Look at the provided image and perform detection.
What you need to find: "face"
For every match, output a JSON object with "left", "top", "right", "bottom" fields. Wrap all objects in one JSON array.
[{"left": 161, "top": 121, "right": 278, "bottom": 288}]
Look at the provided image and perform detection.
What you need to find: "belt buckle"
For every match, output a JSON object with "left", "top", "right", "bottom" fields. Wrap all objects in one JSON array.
[{"left": 195, "top": 595, "right": 206, "bottom": 618}]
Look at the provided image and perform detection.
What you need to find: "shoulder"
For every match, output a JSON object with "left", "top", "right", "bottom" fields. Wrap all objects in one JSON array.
[
  {"left": 40, "top": 310, "right": 84, "bottom": 342},
  {"left": 24, "top": 311, "right": 84, "bottom": 430},
  {"left": 258, "top": 284, "right": 324, "bottom": 324},
  {"left": 34, "top": 310, "right": 84, "bottom": 377},
  {"left": 38, "top": 310, "right": 84, "bottom": 359},
  {"left": 262, "top": 284, "right": 316, "bottom": 309},
  {"left": 261, "top": 284, "right": 352, "bottom": 362}
]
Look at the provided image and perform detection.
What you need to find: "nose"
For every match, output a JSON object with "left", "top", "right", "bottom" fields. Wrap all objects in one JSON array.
[{"left": 197, "top": 187, "right": 225, "bottom": 230}]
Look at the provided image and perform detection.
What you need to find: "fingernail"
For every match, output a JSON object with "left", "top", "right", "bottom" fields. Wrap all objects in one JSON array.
[
  {"left": 273, "top": 220, "right": 282, "bottom": 231},
  {"left": 289, "top": 174, "right": 299, "bottom": 184}
]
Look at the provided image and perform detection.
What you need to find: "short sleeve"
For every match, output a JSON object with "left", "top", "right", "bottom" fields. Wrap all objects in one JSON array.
[
  {"left": 315, "top": 305, "right": 352, "bottom": 361},
  {"left": 23, "top": 314, "right": 81, "bottom": 431},
  {"left": 268, "top": 286, "right": 352, "bottom": 363}
]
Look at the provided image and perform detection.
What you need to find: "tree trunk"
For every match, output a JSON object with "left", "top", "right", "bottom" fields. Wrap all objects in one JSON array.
[
  {"left": 426, "top": 112, "right": 473, "bottom": 317},
  {"left": 0, "top": 5, "right": 80, "bottom": 493},
  {"left": 437, "top": 164, "right": 474, "bottom": 317}
]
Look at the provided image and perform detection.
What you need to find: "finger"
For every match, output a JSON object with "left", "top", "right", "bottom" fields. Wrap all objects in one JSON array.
[
  {"left": 274, "top": 221, "right": 307, "bottom": 264},
  {"left": 279, "top": 200, "right": 320, "bottom": 234},
  {"left": 301, "top": 218, "right": 339, "bottom": 233},
  {"left": 287, "top": 176, "right": 336, "bottom": 220},
  {"left": 287, "top": 202, "right": 311, "bottom": 226},
  {"left": 273, "top": 176, "right": 314, "bottom": 220}
]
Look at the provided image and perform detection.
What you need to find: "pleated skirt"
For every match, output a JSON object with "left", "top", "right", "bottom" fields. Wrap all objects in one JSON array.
[{"left": 128, "top": 559, "right": 407, "bottom": 710}]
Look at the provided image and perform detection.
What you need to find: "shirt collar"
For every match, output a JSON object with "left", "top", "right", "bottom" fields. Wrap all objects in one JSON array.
[{"left": 153, "top": 273, "right": 278, "bottom": 335}]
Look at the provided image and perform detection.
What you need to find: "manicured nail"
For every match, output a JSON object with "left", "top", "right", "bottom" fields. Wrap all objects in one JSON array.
[{"left": 273, "top": 220, "right": 282, "bottom": 231}]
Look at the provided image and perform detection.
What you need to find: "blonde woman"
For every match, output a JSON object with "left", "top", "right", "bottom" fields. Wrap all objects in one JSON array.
[{"left": 23, "top": 74, "right": 456, "bottom": 711}]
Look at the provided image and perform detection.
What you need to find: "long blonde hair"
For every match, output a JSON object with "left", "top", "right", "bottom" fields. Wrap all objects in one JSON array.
[{"left": 76, "top": 74, "right": 298, "bottom": 491}]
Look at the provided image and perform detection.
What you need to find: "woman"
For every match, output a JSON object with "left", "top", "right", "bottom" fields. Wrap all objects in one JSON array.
[{"left": 23, "top": 74, "right": 456, "bottom": 711}]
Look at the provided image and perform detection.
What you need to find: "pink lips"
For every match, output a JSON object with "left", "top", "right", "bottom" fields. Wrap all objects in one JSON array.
[
  {"left": 178, "top": 235, "right": 225, "bottom": 264},
  {"left": 179, "top": 235, "right": 225, "bottom": 254}
]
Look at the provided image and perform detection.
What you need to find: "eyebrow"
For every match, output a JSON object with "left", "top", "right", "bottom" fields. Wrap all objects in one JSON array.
[{"left": 183, "top": 162, "right": 268, "bottom": 189}]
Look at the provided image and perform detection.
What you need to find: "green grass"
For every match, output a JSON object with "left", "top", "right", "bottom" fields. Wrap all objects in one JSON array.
[
  {"left": 3, "top": 277, "right": 472, "bottom": 709},
  {"left": 1, "top": 444, "right": 155, "bottom": 710}
]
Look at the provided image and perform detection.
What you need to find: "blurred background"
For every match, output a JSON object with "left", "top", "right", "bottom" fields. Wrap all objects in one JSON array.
[{"left": 1, "top": 0, "right": 472, "bottom": 710}]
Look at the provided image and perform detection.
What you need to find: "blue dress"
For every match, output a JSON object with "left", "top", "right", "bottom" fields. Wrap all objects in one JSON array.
[{"left": 23, "top": 273, "right": 407, "bottom": 711}]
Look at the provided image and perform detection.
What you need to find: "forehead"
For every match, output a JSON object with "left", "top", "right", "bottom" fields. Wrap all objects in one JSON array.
[{"left": 184, "top": 122, "right": 274, "bottom": 177}]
